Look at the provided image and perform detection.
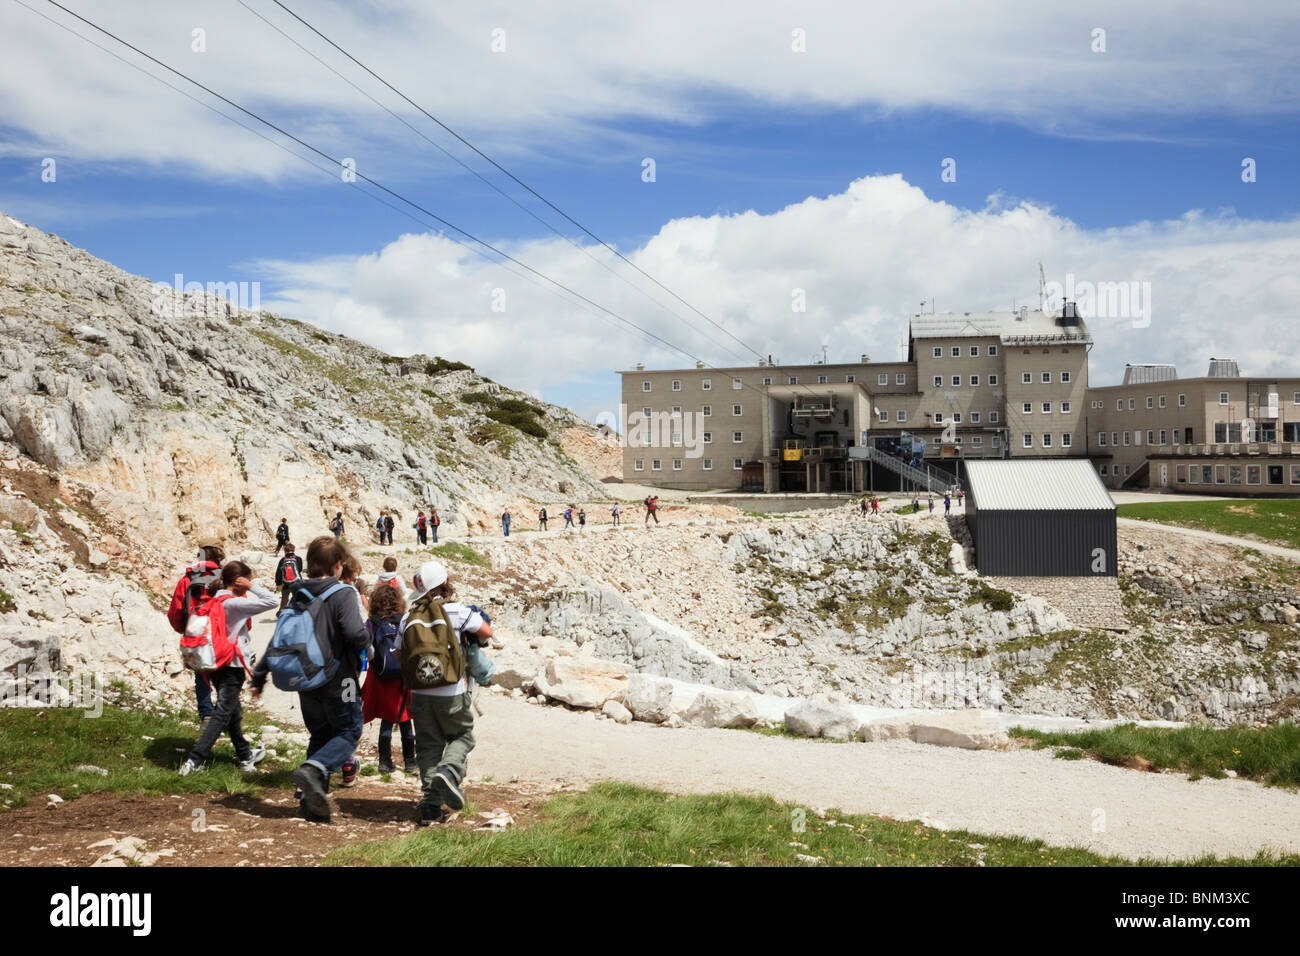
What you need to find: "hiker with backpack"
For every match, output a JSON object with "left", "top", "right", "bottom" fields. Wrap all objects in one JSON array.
[
  {"left": 429, "top": 507, "right": 441, "bottom": 544},
  {"left": 178, "top": 561, "right": 274, "bottom": 776},
  {"left": 376, "top": 512, "right": 386, "bottom": 542},
  {"left": 563, "top": 506, "right": 574, "bottom": 531},
  {"left": 329, "top": 512, "right": 345, "bottom": 540},
  {"left": 274, "top": 542, "right": 305, "bottom": 615},
  {"left": 415, "top": 511, "right": 428, "bottom": 546},
  {"left": 384, "top": 512, "right": 395, "bottom": 545},
  {"left": 362, "top": 584, "right": 416, "bottom": 775},
  {"left": 577, "top": 508, "right": 586, "bottom": 532},
  {"left": 644, "top": 495, "right": 660, "bottom": 526},
  {"left": 376, "top": 555, "right": 406, "bottom": 594},
  {"left": 274, "top": 518, "right": 290, "bottom": 556},
  {"left": 402, "top": 560, "right": 495, "bottom": 826},
  {"left": 251, "top": 535, "right": 370, "bottom": 823},
  {"left": 167, "top": 538, "right": 225, "bottom": 722},
  {"left": 538, "top": 506, "right": 548, "bottom": 531}
]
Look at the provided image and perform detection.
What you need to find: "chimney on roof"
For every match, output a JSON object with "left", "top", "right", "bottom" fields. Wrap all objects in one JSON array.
[
  {"left": 695, "top": 360, "right": 705, "bottom": 369},
  {"left": 1060, "top": 300, "right": 1079, "bottom": 326},
  {"left": 635, "top": 363, "right": 645, "bottom": 371},
  {"left": 861, "top": 354, "right": 869, "bottom": 363}
]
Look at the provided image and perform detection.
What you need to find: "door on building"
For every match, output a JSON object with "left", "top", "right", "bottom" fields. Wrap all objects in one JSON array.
[{"left": 1160, "top": 464, "right": 1168, "bottom": 487}]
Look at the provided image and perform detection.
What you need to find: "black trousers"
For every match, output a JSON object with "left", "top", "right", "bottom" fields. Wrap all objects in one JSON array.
[{"left": 188, "top": 668, "right": 250, "bottom": 763}]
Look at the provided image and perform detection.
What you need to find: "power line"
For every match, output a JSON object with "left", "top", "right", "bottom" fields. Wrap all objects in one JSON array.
[{"left": 269, "top": 0, "right": 767, "bottom": 363}]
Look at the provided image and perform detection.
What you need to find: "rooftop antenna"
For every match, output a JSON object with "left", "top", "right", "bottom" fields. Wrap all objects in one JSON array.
[{"left": 1038, "top": 261, "right": 1047, "bottom": 312}]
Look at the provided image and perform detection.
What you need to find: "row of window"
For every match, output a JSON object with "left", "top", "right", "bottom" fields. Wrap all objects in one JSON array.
[
  {"left": 934, "top": 374, "right": 999, "bottom": 388},
  {"left": 1019, "top": 401, "right": 1072, "bottom": 414},
  {"left": 1097, "top": 428, "right": 1195, "bottom": 447},
  {"left": 1175, "top": 463, "right": 1298, "bottom": 486},
  {"left": 930, "top": 411, "right": 1000, "bottom": 424},
  {"left": 932, "top": 345, "right": 999, "bottom": 358},
  {"left": 633, "top": 458, "right": 743, "bottom": 472},
  {"left": 1019, "top": 371, "right": 1072, "bottom": 384},
  {"left": 636, "top": 405, "right": 743, "bottom": 418},
  {"left": 1021, "top": 434, "right": 1074, "bottom": 448}
]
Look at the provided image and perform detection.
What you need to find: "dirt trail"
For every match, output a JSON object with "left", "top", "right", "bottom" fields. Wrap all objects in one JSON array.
[{"left": 1116, "top": 517, "right": 1300, "bottom": 564}]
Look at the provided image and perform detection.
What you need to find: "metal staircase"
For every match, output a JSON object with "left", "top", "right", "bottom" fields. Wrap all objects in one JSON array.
[{"left": 862, "top": 447, "right": 959, "bottom": 494}]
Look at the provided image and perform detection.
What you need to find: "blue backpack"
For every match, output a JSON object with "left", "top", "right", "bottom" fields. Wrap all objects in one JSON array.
[
  {"left": 265, "top": 582, "right": 349, "bottom": 692},
  {"left": 369, "top": 616, "right": 403, "bottom": 681}
]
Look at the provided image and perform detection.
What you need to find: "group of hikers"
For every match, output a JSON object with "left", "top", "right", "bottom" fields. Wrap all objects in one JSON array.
[
  {"left": 857, "top": 490, "right": 964, "bottom": 518},
  {"left": 167, "top": 533, "right": 493, "bottom": 826}
]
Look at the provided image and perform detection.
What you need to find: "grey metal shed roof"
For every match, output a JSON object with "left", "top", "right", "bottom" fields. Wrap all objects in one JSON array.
[{"left": 965, "top": 459, "right": 1116, "bottom": 511}]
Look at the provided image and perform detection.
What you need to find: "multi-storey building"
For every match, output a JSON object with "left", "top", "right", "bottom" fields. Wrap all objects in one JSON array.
[{"left": 620, "top": 305, "right": 1300, "bottom": 496}]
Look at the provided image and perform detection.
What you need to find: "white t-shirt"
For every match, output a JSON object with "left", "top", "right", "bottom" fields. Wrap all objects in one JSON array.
[{"left": 404, "top": 601, "right": 484, "bottom": 697}]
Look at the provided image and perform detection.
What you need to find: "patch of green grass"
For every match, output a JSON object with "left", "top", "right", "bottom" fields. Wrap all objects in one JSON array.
[
  {"left": 322, "top": 780, "right": 1295, "bottom": 867},
  {"left": 0, "top": 588, "right": 15, "bottom": 613},
  {"left": 1010, "top": 722, "right": 1300, "bottom": 787},
  {"left": 0, "top": 689, "right": 302, "bottom": 811},
  {"left": 428, "top": 542, "right": 491, "bottom": 568},
  {"left": 967, "top": 580, "right": 1015, "bottom": 612},
  {"left": 1118, "top": 500, "right": 1300, "bottom": 551},
  {"left": 426, "top": 356, "right": 473, "bottom": 376}
]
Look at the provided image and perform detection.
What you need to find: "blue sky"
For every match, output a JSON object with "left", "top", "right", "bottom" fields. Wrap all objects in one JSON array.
[{"left": 2, "top": 1, "right": 1299, "bottom": 421}]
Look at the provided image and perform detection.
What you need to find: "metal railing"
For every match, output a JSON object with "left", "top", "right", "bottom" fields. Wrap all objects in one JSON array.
[{"left": 861, "top": 446, "right": 959, "bottom": 494}]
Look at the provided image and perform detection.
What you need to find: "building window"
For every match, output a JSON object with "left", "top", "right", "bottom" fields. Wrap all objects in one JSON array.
[
  {"left": 1062, "top": 433, "right": 1072, "bottom": 447},
  {"left": 1022, "top": 372, "right": 1032, "bottom": 384},
  {"left": 1294, "top": 392, "right": 1300, "bottom": 405},
  {"left": 642, "top": 381, "right": 652, "bottom": 392},
  {"left": 970, "top": 346, "right": 980, "bottom": 357},
  {"left": 634, "top": 459, "right": 644, "bottom": 471},
  {"left": 896, "top": 373, "right": 906, "bottom": 385},
  {"left": 846, "top": 375, "right": 856, "bottom": 383},
  {"left": 933, "top": 376, "right": 943, "bottom": 387},
  {"left": 1061, "top": 371, "right": 1071, "bottom": 383},
  {"left": 1022, "top": 434, "right": 1033, "bottom": 448},
  {"left": 935, "top": 412, "right": 944, "bottom": 423},
  {"left": 988, "top": 345, "right": 998, "bottom": 356},
  {"left": 702, "top": 431, "right": 713, "bottom": 444},
  {"left": 1042, "top": 372, "right": 1052, "bottom": 383},
  {"left": 1146, "top": 396, "right": 1154, "bottom": 409},
  {"left": 1178, "top": 393, "right": 1186, "bottom": 407},
  {"left": 1042, "top": 402, "right": 1051, "bottom": 413},
  {"left": 671, "top": 431, "right": 682, "bottom": 446},
  {"left": 952, "top": 376, "right": 961, "bottom": 387},
  {"left": 1042, "top": 434, "right": 1052, "bottom": 447},
  {"left": 702, "top": 404, "right": 712, "bottom": 416},
  {"left": 1176, "top": 464, "right": 1185, "bottom": 483},
  {"left": 1098, "top": 432, "right": 1107, "bottom": 446},
  {"left": 1061, "top": 401, "right": 1071, "bottom": 413},
  {"left": 732, "top": 377, "right": 742, "bottom": 390},
  {"left": 878, "top": 409, "right": 888, "bottom": 421},
  {"left": 953, "top": 413, "right": 962, "bottom": 423},
  {"left": 878, "top": 373, "right": 888, "bottom": 386},
  {"left": 1159, "top": 429, "right": 1166, "bottom": 444},
  {"left": 1229, "top": 464, "right": 1241, "bottom": 485},
  {"left": 988, "top": 374, "right": 998, "bottom": 386},
  {"left": 1247, "top": 465, "right": 1262, "bottom": 485},
  {"left": 1099, "top": 464, "right": 1108, "bottom": 476},
  {"left": 951, "top": 346, "right": 960, "bottom": 357},
  {"left": 1219, "top": 392, "right": 1229, "bottom": 405},
  {"left": 762, "top": 377, "right": 772, "bottom": 386},
  {"left": 671, "top": 405, "right": 681, "bottom": 416},
  {"left": 1146, "top": 430, "right": 1155, "bottom": 444},
  {"left": 672, "top": 380, "right": 681, "bottom": 391},
  {"left": 651, "top": 459, "right": 662, "bottom": 470},
  {"left": 1124, "top": 465, "right": 1130, "bottom": 476},
  {"left": 733, "top": 458, "right": 743, "bottom": 470},
  {"left": 971, "top": 412, "right": 981, "bottom": 423},
  {"left": 732, "top": 431, "right": 743, "bottom": 443},
  {"left": 1128, "top": 398, "right": 1135, "bottom": 410},
  {"left": 897, "top": 410, "right": 907, "bottom": 422},
  {"left": 731, "top": 404, "right": 742, "bottom": 416},
  {"left": 1292, "top": 465, "right": 1300, "bottom": 485},
  {"left": 933, "top": 347, "right": 942, "bottom": 358},
  {"left": 672, "top": 459, "right": 683, "bottom": 471},
  {"left": 1115, "top": 399, "right": 1123, "bottom": 411},
  {"left": 788, "top": 376, "right": 798, "bottom": 385},
  {"left": 990, "top": 411, "right": 999, "bottom": 423},
  {"left": 1022, "top": 402, "right": 1032, "bottom": 414},
  {"left": 1216, "top": 465, "right": 1226, "bottom": 484},
  {"left": 1123, "top": 431, "right": 1130, "bottom": 446},
  {"left": 1158, "top": 395, "right": 1166, "bottom": 408},
  {"left": 702, "top": 458, "right": 713, "bottom": 471},
  {"left": 970, "top": 375, "right": 980, "bottom": 386},
  {"left": 702, "top": 378, "right": 712, "bottom": 391},
  {"left": 641, "top": 406, "right": 651, "bottom": 418},
  {"left": 1111, "top": 431, "right": 1118, "bottom": 446},
  {"left": 817, "top": 375, "right": 828, "bottom": 384},
  {"left": 992, "top": 436, "right": 1001, "bottom": 448}
]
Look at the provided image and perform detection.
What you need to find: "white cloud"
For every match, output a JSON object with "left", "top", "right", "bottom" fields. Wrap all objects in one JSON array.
[
  {"left": 250, "top": 173, "right": 1300, "bottom": 411},
  {"left": 2, "top": 0, "right": 1297, "bottom": 180}
]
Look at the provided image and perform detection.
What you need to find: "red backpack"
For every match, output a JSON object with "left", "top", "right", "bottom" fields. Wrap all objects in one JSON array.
[
  {"left": 282, "top": 557, "right": 298, "bottom": 583},
  {"left": 179, "top": 593, "right": 247, "bottom": 674}
]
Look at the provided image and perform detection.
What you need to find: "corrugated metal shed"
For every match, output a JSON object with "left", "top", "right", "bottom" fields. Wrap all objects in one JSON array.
[
  {"left": 1121, "top": 364, "right": 1178, "bottom": 385},
  {"left": 964, "top": 459, "right": 1116, "bottom": 511},
  {"left": 964, "top": 460, "right": 1117, "bottom": 576}
]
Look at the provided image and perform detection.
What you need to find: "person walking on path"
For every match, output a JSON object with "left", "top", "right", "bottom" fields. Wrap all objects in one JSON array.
[
  {"left": 274, "top": 518, "right": 290, "bottom": 556},
  {"left": 871, "top": 496, "right": 879, "bottom": 516},
  {"left": 577, "top": 508, "right": 586, "bottom": 533},
  {"left": 362, "top": 584, "right": 415, "bottom": 774},
  {"left": 644, "top": 495, "right": 660, "bottom": 526},
  {"left": 928, "top": 494, "right": 934, "bottom": 514},
  {"left": 502, "top": 508, "right": 512, "bottom": 537},
  {"left": 274, "top": 542, "right": 304, "bottom": 615},
  {"left": 912, "top": 495, "right": 920, "bottom": 514},
  {"left": 859, "top": 497, "right": 868, "bottom": 518},
  {"left": 563, "top": 506, "right": 575, "bottom": 531},
  {"left": 166, "top": 538, "right": 224, "bottom": 723},
  {"left": 329, "top": 512, "right": 345, "bottom": 540},
  {"left": 538, "top": 506, "right": 548, "bottom": 531},
  {"left": 944, "top": 494, "right": 951, "bottom": 515},
  {"left": 430, "top": 507, "right": 441, "bottom": 544},
  {"left": 179, "top": 561, "right": 274, "bottom": 776},
  {"left": 251, "top": 535, "right": 369, "bottom": 823},
  {"left": 611, "top": 503, "right": 620, "bottom": 527},
  {"left": 376, "top": 512, "right": 386, "bottom": 542},
  {"left": 384, "top": 512, "right": 395, "bottom": 545},
  {"left": 415, "top": 511, "right": 428, "bottom": 546}
]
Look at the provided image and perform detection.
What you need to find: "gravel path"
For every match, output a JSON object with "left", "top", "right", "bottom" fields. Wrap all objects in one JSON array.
[
  {"left": 464, "top": 696, "right": 1299, "bottom": 862},
  {"left": 1117, "top": 517, "right": 1300, "bottom": 563}
]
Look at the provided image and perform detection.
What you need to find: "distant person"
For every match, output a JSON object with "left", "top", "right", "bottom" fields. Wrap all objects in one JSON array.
[
  {"left": 384, "top": 512, "right": 395, "bottom": 545},
  {"left": 274, "top": 518, "right": 290, "bottom": 556},
  {"left": 944, "top": 494, "right": 951, "bottom": 515},
  {"left": 252, "top": 535, "right": 369, "bottom": 823},
  {"left": 577, "top": 508, "right": 586, "bottom": 532},
  {"left": 611, "top": 503, "right": 620, "bottom": 527},
  {"left": 329, "top": 512, "right": 345, "bottom": 540},
  {"left": 415, "top": 510, "right": 428, "bottom": 546},
  {"left": 928, "top": 494, "right": 934, "bottom": 514},
  {"left": 502, "top": 508, "right": 511, "bottom": 537},
  {"left": 912, "top": 495, "right": 919, "bottom": 514},
  {"left": 538, "top": 506, "right": 548, "bottom": 531},
  {"left": 377, "top": 555, "right": 406, "bottom": 594},
  {"left": 429, "top": 507, "right": 441, "bottom": 544},
  {"left": 957, "top": 489, "right": 965, "bottom": 509},
  {"left": 563, "top": 506, "right": 574, "bottom": 531},
  {"left": 645, "top": 495, "right": 660, "bottom": 526},
  {"left": 376, "top": 512, "right": 386, "bottom": 542},
  {"left": 871, "top": 495, "right": 879, "bottom": 516},
  {"left": 167, "top": 538, "right": 224, "bottom": 723},
  {"left": 178, "top": 561, "right": 274, "bottom": 776},
  {"left": 274, "top": 542, "right": 304, "bottom": 615},
  {"left": 859, "top": 498, "right": 868, "bottom": 517}
]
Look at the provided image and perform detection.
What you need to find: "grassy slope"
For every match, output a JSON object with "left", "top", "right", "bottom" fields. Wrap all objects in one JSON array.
[
  {"left": 325, "top": 781, "right": 1295, "bottom": 868},
  {"left": 1117, "top": 500, "right": 1300, "bottom": 550},
  {"left": 1011, "top": 722, "right": 1300, "bottom": 787}
]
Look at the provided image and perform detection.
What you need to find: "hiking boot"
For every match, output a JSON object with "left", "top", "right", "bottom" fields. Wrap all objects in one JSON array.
[
  {"left": 236, "top": 745, "right": 266, "bottom": 773},
  {"left": 401, "top": 738, "right": 418, "bottom": 775},
  {"left": 293, "top": 764, "right": 331, "bottom": 821},
  {"left": 429, "top": 767, "right": 465, "bottom": 811},
  {"left": 178, "top": 758, "right": 202, "bottom": 777},
  {"left": 340, "top": 757, "right": 360, "bottom": 788},
  {"left": 417, "top": 802, "right": 447, "bottom": 827},
  {"left": 377, "top": 738, "right": 395, "bottom": 775}
]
